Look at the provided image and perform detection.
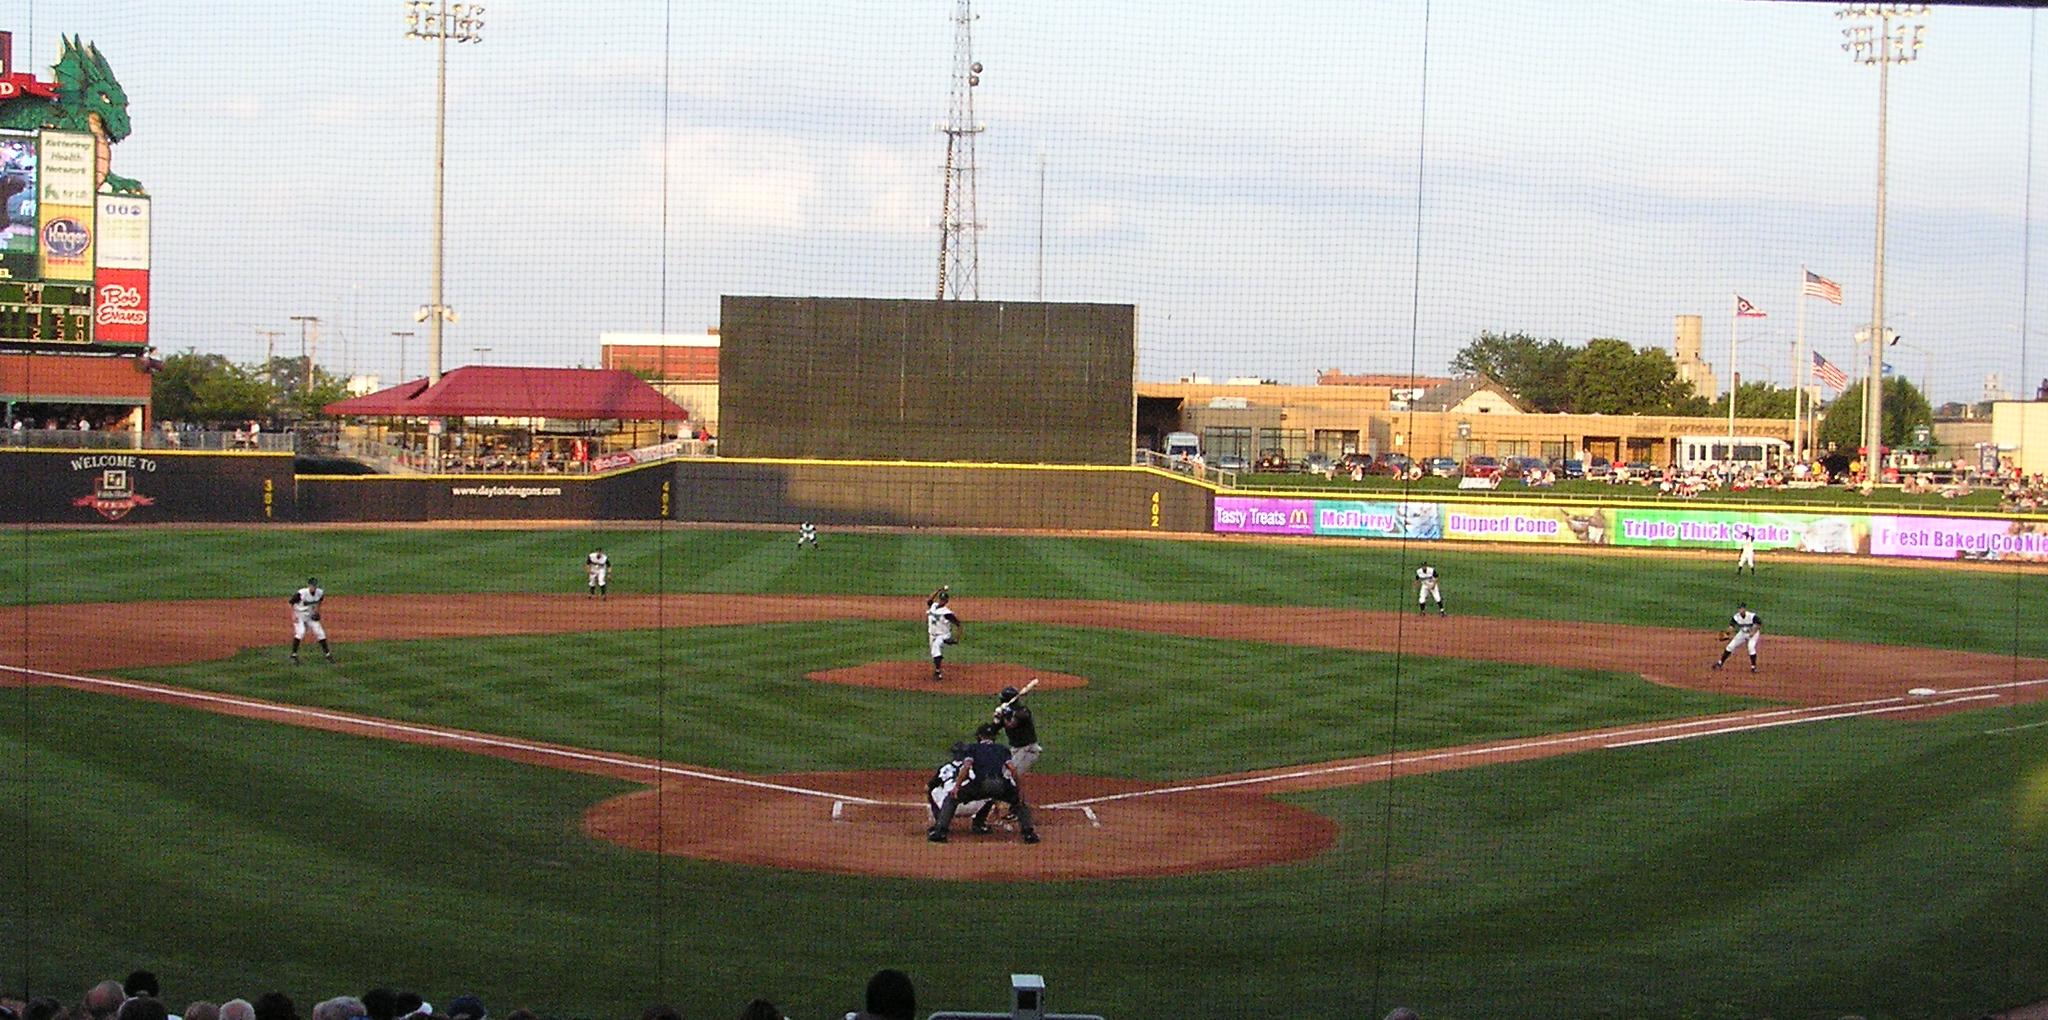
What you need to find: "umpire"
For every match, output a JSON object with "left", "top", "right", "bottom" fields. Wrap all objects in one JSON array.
[{"left": 929, "top": 723, "right": 1039, "bottom": 845}]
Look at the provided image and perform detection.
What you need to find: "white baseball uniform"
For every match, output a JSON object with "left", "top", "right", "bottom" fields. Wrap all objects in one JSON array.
[
  {"left": 1416, "top": 564, "right": 1442, "bottom": 608},
  {"left": 1724, "top": 607, "right": 1762, "bottom": 655},
  {"left": 797, "top": 522, "right": 818, "bottom": 547},
  {"left": 926, "top": 601, "right": 958, "bottom": 659},
  {"left": 291, "top": 584, "right": 326, "bottom": 641},
  {"left": 1736, "top": 530, "right": 1756, "bottom": 572},
  {"left": 586, "top": 551, "right": 610, "bottom": 591}
]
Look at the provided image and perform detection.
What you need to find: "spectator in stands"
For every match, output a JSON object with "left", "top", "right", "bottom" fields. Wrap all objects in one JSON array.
[
  {"left": 444, "top": 998, "right": 483, "bottom": 1020},
  {"left": 640, "top": 1006, "right": 681, "bottom": 1020},
  {"left": 219, "top": 1003, "right": 255, "bottom": 1020},
  {"left": 853, "top": 969, "right": 916, "bottom": 1020},
  {"left": 116, "top": 999, "right": 167, "bottom": 1020},
  {"left": 251, "top": 992, "right": 297, "bottom": 1020},
  {"left": 24, "top": 997, "right": 63, "bottom": 1020},
  {"left": 183, "top": 1003, "right": 219, "bottom": 1020},
  {"left": 310, "top": 999, "right": 364, "bottom": 1020},
  {"left": 359, "top": 991, "right": 398, "bottom": 1020},
  {"left": 391, "top": 993, "right": 426, "bottom": 1020},
  {"left": 1384, "top": 1009, "right": 1421, "bottom": 1020},
  {"left": 83, "top": 982, "right": 127, "bottom": 1020},
  {"left": 736, "top": 1001, "right": 782, "bottom": 1020},
  {"left": 125, "top": 973, "right": 162, "bottom": 1001}
]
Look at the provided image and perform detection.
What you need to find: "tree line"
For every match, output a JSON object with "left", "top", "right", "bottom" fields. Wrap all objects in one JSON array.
[
  {"left": 1450, "top": 331, "right": 1932, "bottom": 447},
  {"left": 151, "top": 350, "right": 353, "bottom": 425}
]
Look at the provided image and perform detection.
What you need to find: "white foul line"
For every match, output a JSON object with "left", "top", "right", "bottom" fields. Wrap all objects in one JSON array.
[
  {"left": 1603, "top": 695, "right": 1998, "bottom": 748},
  {"left": 1984, "top": 719, "right": 2048, "bottom": 735},
  {"left": 0, "top": 662, "right": 891, "bottom": 806}
]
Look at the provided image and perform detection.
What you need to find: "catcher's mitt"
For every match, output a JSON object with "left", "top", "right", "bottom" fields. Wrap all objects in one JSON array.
[
  {"left": 1718, "top": 628, "right": 1733, "bottom": 641},
  {"left": 311, "top": 611, "right": 322, "bottom": 622},
  {"left": 944, "top": 636, "right": 959, "bottom": 645}
]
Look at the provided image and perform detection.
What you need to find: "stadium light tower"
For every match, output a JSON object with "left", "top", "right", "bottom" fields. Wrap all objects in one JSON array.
[
  {"left": 1838, "top": 3, "right": 1928, "bottom": 491},
  {"left": 405, "top": 0, "right": 483, "bottom": 386},
  {"left": 936, "top": 0, "right": 984, "bottom": 301}
]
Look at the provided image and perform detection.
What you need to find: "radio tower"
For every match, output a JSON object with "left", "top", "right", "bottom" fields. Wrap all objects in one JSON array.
[{"left": 936, "top": 0, "right": 984, "bottom": 301}]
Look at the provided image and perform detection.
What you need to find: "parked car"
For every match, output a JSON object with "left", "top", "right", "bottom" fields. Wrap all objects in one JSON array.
[
  {"left": 1460, "top": 455, "right": 1503, "bottom": 480},
  {"left": 1214, "top": 453, "right": 1249, "bottom": 473},
  {"left": 1299, "top": 451, "right": 1335, "bottom": 475},
  {"left": 1425, "top": 456, "right": 1459, "bottom": 477},
  {"left": 1498, "top": 456, "right": 1545, "bottom": 479},
  {"left": 1621, "top": 460, "right": 1657, "bottom": 479},
  {"left": 1373, "top": 453, "right": 1414, "bottom": 476},
  {"left": 1338, "top": 452, "right": 1374, "bottom": 472},
  {"left": 1586, "top": 457, "right": 1613, "bottom": 479},
  {"left": 1254, "top": 448, "right": 1291, "bottom": 472},
  {"left": 1557, "top": 459, "right": 1587, "bottom": 479}
]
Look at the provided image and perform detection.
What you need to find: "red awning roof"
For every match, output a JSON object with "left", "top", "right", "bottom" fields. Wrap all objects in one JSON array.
[{"left": 324, "top": 366, "right": 689, "bottom": 420}]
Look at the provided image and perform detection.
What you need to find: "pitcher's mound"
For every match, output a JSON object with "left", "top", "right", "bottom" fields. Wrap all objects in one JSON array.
[{"left": 810, "top": 661, "right": 1089, "bottom": 694}]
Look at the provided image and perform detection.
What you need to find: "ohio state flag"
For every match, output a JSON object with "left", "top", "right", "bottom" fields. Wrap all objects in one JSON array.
[{"left": 1735, "top": 295, "right": 1766, "bottom": 318}]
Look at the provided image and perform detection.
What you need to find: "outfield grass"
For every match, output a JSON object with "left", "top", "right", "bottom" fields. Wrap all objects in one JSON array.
[
  {"left": 7, "top": 527, "right": 2047, "bottom": 655},
  {"left": 6, "top": 527, "right": 2047, "bottom": 1020},
  {"left": 114, "top": 624, "right": 1762, "bottom": 779},
  {"left": 5, "top": 686, "right": 2044, "bottom": 1020}
]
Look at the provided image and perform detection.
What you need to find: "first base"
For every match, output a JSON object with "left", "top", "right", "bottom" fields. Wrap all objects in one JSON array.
[{"left": 1907, "top": 687, "right": 1938, "bottom": 697}]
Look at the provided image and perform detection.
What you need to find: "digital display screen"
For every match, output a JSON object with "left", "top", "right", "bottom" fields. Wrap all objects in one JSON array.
[{"left": 0, "top": 279, "right": 93, "bottom": 343}]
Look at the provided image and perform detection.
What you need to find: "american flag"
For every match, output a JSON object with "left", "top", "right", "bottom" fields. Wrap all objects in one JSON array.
[
  {"left": 1802, "top": 270, "right": 1844, "bottom": 306},
  {"left": 1812, "top": 351, "right": 1848, "bottom": 391},
  {"left": 1735, "top": 295, "right": 1766, "bottom": 318}
]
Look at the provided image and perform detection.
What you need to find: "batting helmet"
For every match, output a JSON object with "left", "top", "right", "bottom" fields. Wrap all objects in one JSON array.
[
  {"left": 975, "top": 722, "right": 1002, "bottom": 740},
  {"left": 999, "top": 686, "right": 1020, "bottom": 702}
]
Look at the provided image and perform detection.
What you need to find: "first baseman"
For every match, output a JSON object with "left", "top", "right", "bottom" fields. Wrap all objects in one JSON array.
[
  {"left": 1713, "top": 602, "right": 1763, "bottom": 673},
  {"left": 586, "top": 547, "right": 610, "bottom": 598},
  {"left": 288, "top": 576, "right": 333, "bottom": 664},
  {"left": 926, "top": 586, "right": 960, "bottom": 683},
  {"left": 1415, "top": 562, "right": 1445, "bottom": 615}
]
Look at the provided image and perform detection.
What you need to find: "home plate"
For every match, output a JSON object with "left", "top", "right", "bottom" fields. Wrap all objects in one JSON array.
[{"left": 1908, "top": 687, "right": 1938, "bottom": 697}]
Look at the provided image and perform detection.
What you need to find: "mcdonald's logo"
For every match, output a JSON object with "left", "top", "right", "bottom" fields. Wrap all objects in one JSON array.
[{"left": 1288, "top": 508, "right": 1309, "bottom": 526}]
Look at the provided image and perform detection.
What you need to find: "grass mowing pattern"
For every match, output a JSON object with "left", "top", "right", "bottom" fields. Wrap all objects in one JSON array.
[
  {"left": 8, "top": 528, "right": 2047, "bottom": 655},
  {"left": 112, "top": 623, "right": 1759, "bottom": 780},
  {"left": 5, "top": 688, "right": 2044, "bottom": 1020}
]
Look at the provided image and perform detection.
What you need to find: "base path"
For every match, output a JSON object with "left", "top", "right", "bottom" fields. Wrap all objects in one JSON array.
[{"left": 5, "top": 593, "right": 2043, "bottom": 880}]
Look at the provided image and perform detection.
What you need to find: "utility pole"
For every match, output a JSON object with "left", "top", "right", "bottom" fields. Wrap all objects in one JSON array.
[
  {"left": 405, "top": 0, "right": 483, "bottom": 385},
  {"left": 256, "top": 329, "right": 283, "bottom": 372},
  {"left": 392, "top": 330, "right": 416, "bottom": 382},
  {"left": 1839, "top": 3, "right": 1929, "bottom": 490},
  {"left": 290, "top": 315, "right": 320, "bottom": 397},
  {"left": 936, "top": 0, "right": 984, "bottom": 301}
]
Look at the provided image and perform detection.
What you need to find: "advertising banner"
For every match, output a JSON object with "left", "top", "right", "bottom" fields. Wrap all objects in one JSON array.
[
  {"left": 1312, "top": 500, "right": 1443, "bottom": 539},
  {"left": 1440, "top": 503, "right": 1614, "bottom": 545},
  {"left": 0, "top": 129, "right": 36, "bottom": 281},
  {"left": 1213, "top": 496, "right": 1316, "bottom": 535},
  {"left": 36, "top": 131, "right": 94, "bottom": 281},
  {"left": 1610, "top": 509, "right": 1863, "bottom": 554},
  {"left": 95, "top": 194, "right": 148, "bottom": 268},
  {"left": 36, "top": 201, "right": 91, "bottom": 280},
  {"left": 1869, "top": 515, "right": 2048, "bottom": 562},
  {"left": 92, "top": 266, "right": 148, "bottom": 344}
]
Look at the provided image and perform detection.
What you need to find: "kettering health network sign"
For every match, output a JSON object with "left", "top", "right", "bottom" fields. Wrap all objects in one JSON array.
[{"left": 1213, "top": 497, "right": 2048, "bottom": 563}]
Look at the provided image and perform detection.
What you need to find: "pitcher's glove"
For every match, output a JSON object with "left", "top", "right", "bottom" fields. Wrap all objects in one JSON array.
[{"left": 1718, "top": 628, "right": 1733, "bottom": 641}]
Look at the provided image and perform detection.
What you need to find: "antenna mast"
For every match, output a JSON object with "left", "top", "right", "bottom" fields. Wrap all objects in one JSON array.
[{"left": 936, "top": 0, "right": 984, "bottom": 300}]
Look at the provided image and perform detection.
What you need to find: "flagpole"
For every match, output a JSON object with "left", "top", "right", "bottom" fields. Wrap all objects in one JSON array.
[
  {"left": 1728, "top": 293, "right": 1738, "bottom": 442},
  {"left": 1795, "top": 266, "right": 1808, "bottom": 463}
]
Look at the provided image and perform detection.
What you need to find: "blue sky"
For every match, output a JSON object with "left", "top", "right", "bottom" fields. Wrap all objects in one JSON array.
[{"left": 10, "top": 0, "right": 2044, "bottom": 404}]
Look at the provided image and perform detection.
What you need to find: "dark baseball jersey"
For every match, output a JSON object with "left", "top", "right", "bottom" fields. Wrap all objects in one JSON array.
[
  {"left": 998, "top": 702, "right": 1038, "bottom": 747},
  {"left": 957, "top": 740, "right": 1015, "bottom": 791}
]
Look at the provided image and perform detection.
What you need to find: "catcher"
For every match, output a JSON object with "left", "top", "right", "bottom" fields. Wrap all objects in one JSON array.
[
  {"left": 288, "top": 576, "right": 333, "bottom": 664},
  {"left": 925, "top": 585, "right": 960, "bottom": 683},
  {"left": 1712, "top": 601, "right": 1763, "bottom": 673}
]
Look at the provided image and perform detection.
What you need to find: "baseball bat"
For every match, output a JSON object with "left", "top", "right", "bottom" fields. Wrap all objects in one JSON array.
[{"left": 994, "top": 677, "right": 1038, "bottom": 715}]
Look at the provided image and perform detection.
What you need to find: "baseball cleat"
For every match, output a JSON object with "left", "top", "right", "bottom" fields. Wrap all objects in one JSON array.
[
  {"left": 1021, "top": 830, "right": 1040, "bottom": 844},
  {"left": 971, "top": 821, "right": 991, "bottom": 835},
  {"left": 1750, "top": 665, "right": 1758, "bottom": 673},
  {"left": 1710, "top": 661, "right": 1722, "bottom": 670},
  {"left": 927, "top": 829, "right": 948, "bottom": 843},
  {"left": 290, "top": 654, "right": 300, "bottom": 665}
]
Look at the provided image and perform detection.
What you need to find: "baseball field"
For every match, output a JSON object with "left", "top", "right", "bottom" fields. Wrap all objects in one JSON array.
[{"left": 4, "top": 526, "right": 2047, "bottom": 1020}]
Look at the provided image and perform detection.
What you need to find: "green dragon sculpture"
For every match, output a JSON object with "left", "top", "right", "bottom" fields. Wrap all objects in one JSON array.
[{"left": 0, "top": 34, "right": 143, "bottom": 195}]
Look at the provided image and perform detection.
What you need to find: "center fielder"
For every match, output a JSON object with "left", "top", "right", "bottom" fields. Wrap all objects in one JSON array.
[
  {"left": 586, "top": 547, "right": 610, "bottom": 598},
  {"left": 925, "top": 586, "right": 960, "bottom": 683},
  {"left": 1415, "top": 561, "right": 1445, "bottom": 615},
  {"left": 1713, "top": 601, "right": 1763, "bottom": 673},
  {"left": 288, "top": 576, "right": 333, "bottom": 664}
]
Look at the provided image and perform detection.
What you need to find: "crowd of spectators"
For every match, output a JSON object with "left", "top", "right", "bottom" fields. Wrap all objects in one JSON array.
[
  {"left": 1999, "top": 471, "right": 2048, "bottom": 511},
  {"left": 0, "top": 969, "right": 1428, "bottom": 1020}
]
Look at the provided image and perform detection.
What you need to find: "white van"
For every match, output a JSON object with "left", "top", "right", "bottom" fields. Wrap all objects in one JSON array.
[{"left": 1164, "top": 432, "right": 1201, "bottom": 459}]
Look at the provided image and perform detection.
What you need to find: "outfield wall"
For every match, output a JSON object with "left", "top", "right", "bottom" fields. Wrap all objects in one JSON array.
[
  {"left": 0, "top": 448, "right": 295, "bottom": 523},
  {"left": 295, "top": 463, "right": 672, "bottom": 522},
  {"left": 1211, "top": 493, "right": 2048, "bottom": 562},
  {"left": 672, "top": 460, "right": 1212, "bottom": 532}
]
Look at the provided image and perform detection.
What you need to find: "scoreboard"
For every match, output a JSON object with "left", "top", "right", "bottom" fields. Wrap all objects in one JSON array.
[{"left": 0, "top": 279, "right": 93, "bottom": 343}]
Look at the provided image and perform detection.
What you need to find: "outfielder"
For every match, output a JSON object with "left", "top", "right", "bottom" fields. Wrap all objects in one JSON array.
[
  {"left": 586, "top": 547, "right": 610, "bottom": 598},
  {"left": 797, "top": 521, "right": 818, "bottom": 549},
  {"left": 929, "top": 722, "right": 1038, "bottom": 844},
  {"left": 1713, "top": 601, "right": 1763, "bottom": 673},
  {"left": 288, "top": 576, "right": 333, "bottom": 665},
  {"left": 1415, "top": 561, "right": 1445, "bottom": 615},
  {"left": 926, "top": 586, "right": 960, "bottom": 683},
  {"left": 1736, "top": 527, "right": 1757, "bottom": 575}
]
